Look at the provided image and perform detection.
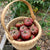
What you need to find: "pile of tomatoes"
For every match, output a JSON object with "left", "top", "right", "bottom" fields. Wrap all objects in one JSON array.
[{"left": 10, "top": 18, "right": 38, "bottom": 41}]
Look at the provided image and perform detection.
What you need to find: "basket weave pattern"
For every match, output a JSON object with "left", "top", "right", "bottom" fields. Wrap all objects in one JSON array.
[
  {"left": 5, "top": 17, "right": 42, "bottom": 50},
  {"left": 1, "top": 0, "right": 42, "bottom": 50}
]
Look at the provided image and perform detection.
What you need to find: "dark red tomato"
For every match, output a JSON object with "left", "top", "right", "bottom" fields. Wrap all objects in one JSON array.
[
  {"left": 24, "top": 18, "right": 32, "bottom": 26},
  {"left": 31, "top": 35, "right": 35, "bottom": 39},
  {"left": 21, "top": 29, "right": 31, "bottom": 40},
  {"left": 30, "top": 24, "right": 38, "bottom": 35},
  {"left": 30, "top": 18, "right": 33, "bottom": 23},
  {"left": 16, "top": 22, "right": 24, "bottom": 27},
  {"left": 10, "top": 30, "right": 20, "bottom": 40},
  {"left": 17, "top": 39, "right": 22, "bottom": 41},
  {"left": 20, "top": 25, "right": 28, "bottom": 32}
]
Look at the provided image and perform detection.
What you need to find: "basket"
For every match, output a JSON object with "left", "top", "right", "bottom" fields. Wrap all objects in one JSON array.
[{"left": 1, "top": 0, "right": 42, "bottom": 50}]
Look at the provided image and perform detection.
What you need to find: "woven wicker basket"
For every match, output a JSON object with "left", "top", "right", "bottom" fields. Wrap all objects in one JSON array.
[{"left": 1, "top": 0, "right": 42, "bottom": 50}]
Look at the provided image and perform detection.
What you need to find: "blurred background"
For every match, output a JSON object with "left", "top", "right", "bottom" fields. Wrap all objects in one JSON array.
[{"left": 0, "top": 0, "right": 50, "bottom": 50}]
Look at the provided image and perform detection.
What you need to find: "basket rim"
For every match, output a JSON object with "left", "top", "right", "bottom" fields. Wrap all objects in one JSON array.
[{"left": 6, "top": 16, "right": 42, "bottom": 44}]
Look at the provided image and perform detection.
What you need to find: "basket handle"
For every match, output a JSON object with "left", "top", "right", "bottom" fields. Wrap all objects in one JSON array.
[{"left": 1, "top": 0, "right": 36, "bottom": 40}]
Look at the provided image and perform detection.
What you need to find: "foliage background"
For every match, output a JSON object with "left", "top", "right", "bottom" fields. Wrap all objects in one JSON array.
[{"left": 0, "top": 0, "right": 50, "bottom": 50}]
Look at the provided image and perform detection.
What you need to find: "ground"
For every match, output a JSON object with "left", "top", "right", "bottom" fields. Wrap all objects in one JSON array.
[{"left": 0, "top": 1, "right": 50, "bottom": 50}]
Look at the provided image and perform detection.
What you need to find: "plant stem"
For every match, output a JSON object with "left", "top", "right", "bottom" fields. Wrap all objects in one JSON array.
[{"left": 42, "top": 6, "right": 50, "bottom": 21}]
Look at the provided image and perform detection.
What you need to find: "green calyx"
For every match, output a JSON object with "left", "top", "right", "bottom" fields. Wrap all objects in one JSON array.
[
  {"left": 32, "top": 28, "right": 34, "bottom": 31},
  {"left": 17, "top": 22, "right": 23, "bottom": 24},
  {"left": 31, "top": 35, "right": 33, "bottom": 39},
  {"left": 24, "top": 31, "right": 26, "bottom": 33},
  {"left": 22, "top": 27, "right": 24, "bottom": 29},
  {"left": 10, "top": 27, "right": 17, "bottom": 30},
  {"left": 13, "top": 31, "right": 16, "bottom": 33},
  {"left": 27, "top": 20, "right": 29, "bottom": 22}
]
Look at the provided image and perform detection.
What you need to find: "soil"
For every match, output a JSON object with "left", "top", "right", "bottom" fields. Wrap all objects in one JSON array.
[
  {"left": 0, "top": 2, "right": 50, "bottom": 50},
  {"left": 0, "top": 4, "right": 4, "bottom": 42},
  {"left": 0, "top": 2, "right": 11, "bottom": 42}
]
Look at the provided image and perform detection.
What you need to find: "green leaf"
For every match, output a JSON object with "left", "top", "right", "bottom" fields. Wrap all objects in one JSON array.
[
  {"left": 48, "top": 28, "right": 50, "bottom": 30},
  {"left": 31, "top": 35, "right": 33, "bottom": 39},
  {"left": 46, "top": 16, "right": 50, "bottom": 21},
  {"left": 39, "top": 20, "right": 46, "bottom": 28},
  {"left": 17, "top": 2, "right": 21, "bottom": 8},
  {"left": 36, "top": 46, "right": 40, "bottom": 50},
  {"left": 46, "top": 33, "right": 50, "bottom": 36},
  {"left": 10, "top": 27, "right": 17, "bottom": 30},
  {"left": 40, "top": 1, "right": 43, "bottom": 4},
  {"left": 27, "top": 10, "right": 30, "bottom": 14},
  {"left": 37, "top": 1, "right": 39, "bottom": 3},
  {"left": 34, "top": 1, "right": 36, "bottom": 3},
  {"left": 41, "top": 22, "right": 46, "bottom": 27},
  {"left": 0, "top": 2, "right": 2, "bottom": 6},
  {"left": 46, "top": 21, "right": 50, "bottom": 27},
  {"left": 38, "top": 13, "right": 45, "bottom": 17}
]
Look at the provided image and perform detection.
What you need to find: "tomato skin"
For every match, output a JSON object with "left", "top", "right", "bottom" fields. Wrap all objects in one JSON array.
[
  {"left": 30, "top": 18, "right": 33, "bottom": 23},
  {"left": 20, "top": 25, "right": 28, "bottom": 32},
  {"left": 16, "top": 24, "right": 24, "bottom": 27},
  {"left": 21, "top": 29, "right": 31, "bottom": 40},
  {"left": 31, "top": 35, "right": 35, "bottom": 39},
  {"left": 24, "top": 18, "right": 32, "bottom": 26},
  {"left": 10, "top": 30, "right": 20, "bottom": 40},
  {"left": 13, "top": 34, "right": 18, "bottom": 40},
  {"left": 17, "top": 39, "right": 22, "bottom": 41},
  {"left": 30, "top": 24, "right": 38, "bottom": 35},
  {"left": 16, "top": 22, "right": 24, "bottom": 27}
]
